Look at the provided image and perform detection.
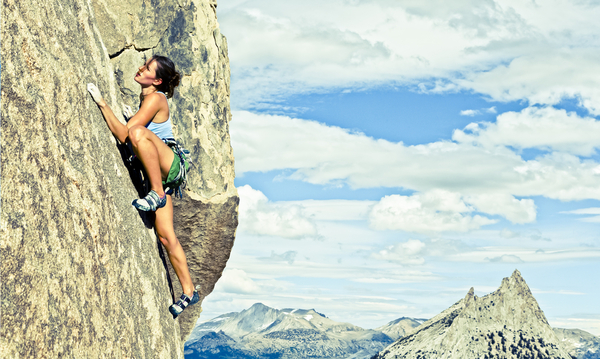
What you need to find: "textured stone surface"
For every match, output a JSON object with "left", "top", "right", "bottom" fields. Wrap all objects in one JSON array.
[
  {"left": 1, "top": 0, "right": 237, "bottom": 357},
  {"left": 373, "top": 270, "right": 573, "bottom": 359}
]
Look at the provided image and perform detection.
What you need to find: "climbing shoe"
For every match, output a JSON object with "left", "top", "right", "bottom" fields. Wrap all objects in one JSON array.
[
  {"left": 132, "top": 190, "right": 167, "bottom": 212},
  {"left": 169, "top": 287, "right": 200, "bottom": 319}
]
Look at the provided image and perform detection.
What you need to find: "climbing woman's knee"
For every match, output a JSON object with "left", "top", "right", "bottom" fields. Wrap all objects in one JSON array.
[
  {"left": 158, "top": 234, "right": 179, "bottom": 248},
  {"left": 128, "top": 125, "right": 146, "bottom": 145}
]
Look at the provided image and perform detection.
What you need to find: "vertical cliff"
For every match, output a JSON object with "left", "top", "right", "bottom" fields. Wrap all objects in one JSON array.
[{"left": 1, "top": 0, "right": 237, "bottom": 358}]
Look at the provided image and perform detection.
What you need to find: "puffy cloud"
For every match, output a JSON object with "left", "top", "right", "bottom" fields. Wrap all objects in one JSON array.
[
  {"left": 231, "top": 111, "right": 600, "bottom": 203},
  {"left": 217, "top": 269, "right": 262, "bottom": 294},
  {"left": 453, "top": 107, "right": 600, "bottom": 156},
  {"left": 220, "top": 1, "right": 600, "bottom": 110},
  {"left": 460, "top": 109, "right": 481, "bottom": 116},
  {"left": 216, "top": 1, "right": 532, "bottom": 107},
  {"left": 459, "top": 52, "right": 600, "bottom": 115},
  {"left": 465, "top": 193, "right": 536, "bottom": 224},
  {"left": 237, "top": 185, "right": 318, "bottom": 239},
  {"left": 368, "top": 190, "right": 497, "bottom": 233}
]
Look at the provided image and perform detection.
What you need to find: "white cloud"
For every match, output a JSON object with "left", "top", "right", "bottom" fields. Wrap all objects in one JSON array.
[
  {"left": 465, "top": 193, "right": 536, "bottom": 224},
  {"left": 216, "top": 269, "right": 262, "bottom": 294},
  {"left": 459, "top": 52, "right": 600, "bottom": 115},
  {"left": 237, "top": 185, "right": 318, "bottom": 239},
  {"left": 449, "top": 246, "right": 600, "bottom": 263},
  {"left": 563, "top": 207, "right": 600, "bottom": 215},
  {"left": 220, "top": 1, "right": 600, "bottom": 110},
  {"left": 282, "top": 199, "right": 375, "bottom": 221},
  {"left": 371, "top": 239, "right": 427, "bottom": 265},
  {"left": 369, "top": 190, "right": 497, "bottom": 233},
  {"left": 217, "top": 1, "right": 526, "bottom": 107},
  {"left": 562, "top": 207, "right": 600, "bottom": 222},
  {"left": 453, "top": 106, "right": 600, "bottom": 156},
  {"left": 232, "top": 111, "right": 600, "bottom": 203},
  {"left": 460, "top": 109, "right": 481, "bottom": 116}
]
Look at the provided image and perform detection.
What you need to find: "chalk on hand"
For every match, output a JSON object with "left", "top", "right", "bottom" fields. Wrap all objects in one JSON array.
[{"left": 87, "top": 83, "right": 104, "bottom": 104}]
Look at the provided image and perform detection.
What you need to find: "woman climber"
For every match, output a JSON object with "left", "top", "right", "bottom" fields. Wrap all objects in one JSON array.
[{"left": 87, "top": 55, "right": 198, "bottom": 318}]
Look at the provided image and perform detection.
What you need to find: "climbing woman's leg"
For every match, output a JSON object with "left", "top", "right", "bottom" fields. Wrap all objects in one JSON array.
[
  {"left": 128, "top": 125, "right": 175, "bottom": 196},
  {"left": 128, "top": 125, "right": 176, "bottom": 211},
  {"left": 154, "top": 195, "right": 195, "bottom": 298}
]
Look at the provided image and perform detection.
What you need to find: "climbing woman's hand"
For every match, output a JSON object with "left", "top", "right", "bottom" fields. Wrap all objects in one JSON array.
[
  {"left": 123, "top": 104, "right": 134, "bottom": 121},
  {"left": 87, "top": 83, "right": 105, "bottom": 106}
]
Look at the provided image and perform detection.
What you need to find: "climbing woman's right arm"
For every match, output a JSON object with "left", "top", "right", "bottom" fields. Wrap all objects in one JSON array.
[{"left": 87, "top": 83, "right": 129, "bottom": 143}]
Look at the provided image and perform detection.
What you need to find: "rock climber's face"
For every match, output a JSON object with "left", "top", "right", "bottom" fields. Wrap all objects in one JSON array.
[{"left": 134, "top": 59, "right": 162, "bottom": 88}]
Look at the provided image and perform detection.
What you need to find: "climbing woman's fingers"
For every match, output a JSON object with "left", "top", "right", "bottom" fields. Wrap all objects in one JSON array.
[{"left": 87, "top": 83, "right": 104, "bottom": 104}]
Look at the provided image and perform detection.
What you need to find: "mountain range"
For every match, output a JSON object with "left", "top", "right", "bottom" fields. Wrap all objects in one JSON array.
[
  {"left": 185, "top": 271, "right": 598, "bottom": 359},
  {"left": 185, "top": 303, "right": 425, "bottom": 359}
]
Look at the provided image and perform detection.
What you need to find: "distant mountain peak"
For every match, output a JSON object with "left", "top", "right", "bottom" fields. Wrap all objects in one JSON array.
[
  {"left": 498, "top": 269, "right": 530, "bottom": 293},
  {"left": 373, "top": 270, "right": 573, "bottom": 359},
  {"left": 249, "top": 302, "right": 269, "bottom": 309},
  {"left": 187, "top": 303, "right": 396, "bottom": 359}
]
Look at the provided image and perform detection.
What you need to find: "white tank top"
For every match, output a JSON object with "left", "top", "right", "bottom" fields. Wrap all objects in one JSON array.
[{"left": 145, "top": 92, "right": 173, "bottom": 139}]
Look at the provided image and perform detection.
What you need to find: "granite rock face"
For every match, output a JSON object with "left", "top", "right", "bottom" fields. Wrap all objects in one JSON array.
[
  {"left": 372, "top": 270, "right": 573, "bottom": 359},
  {"left": 1, "top": 0, "right": 237, "bottom": 358}
]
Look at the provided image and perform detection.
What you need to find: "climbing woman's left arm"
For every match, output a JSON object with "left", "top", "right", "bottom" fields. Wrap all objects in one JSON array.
[{"left": 124, "top": 93, "right": 162, "bottom": 130}]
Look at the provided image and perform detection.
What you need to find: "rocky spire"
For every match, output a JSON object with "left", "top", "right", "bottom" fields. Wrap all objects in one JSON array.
[{"left": 373, "top": 270, "right": 573, "bottom": 359}]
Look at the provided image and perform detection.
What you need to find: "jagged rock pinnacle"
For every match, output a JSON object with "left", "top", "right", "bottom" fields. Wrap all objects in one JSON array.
[{"left": 373, "top": 270, "right": 572, "bottom": 359}]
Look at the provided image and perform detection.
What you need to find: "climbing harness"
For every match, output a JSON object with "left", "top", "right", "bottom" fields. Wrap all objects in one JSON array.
[
  {"left": 162, "top": 137, "right": 191, "bottom": 199},
  {"left": 124, "top": 137, "right": 192, "bottom": 199}
]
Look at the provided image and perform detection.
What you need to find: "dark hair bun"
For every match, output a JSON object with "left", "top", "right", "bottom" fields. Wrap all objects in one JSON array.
[
  {"left": 150, "top": 55, "right": 181, "bottom": 98},
  {"left": 168, "top": 71, "right": 181, "bottom": 98}
]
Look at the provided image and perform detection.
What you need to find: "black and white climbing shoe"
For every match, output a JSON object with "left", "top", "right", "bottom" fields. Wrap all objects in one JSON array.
[
  {"left": 169, "top": 287, "right": 200, "bottom": 319},
  {"left": 132, "top": 190, "right": 167, "bottom": 212}
]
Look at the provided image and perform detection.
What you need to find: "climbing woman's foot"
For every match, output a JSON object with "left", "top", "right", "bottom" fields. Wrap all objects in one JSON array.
[
  {"left": 184, "top": 283, "right": 200, "bottom": 300},
  {"left": 169, "top": 286, "right": 200, "bottom": 319},
  {"left": 132, "top": 190, "right": 167, "bottom": 212}
]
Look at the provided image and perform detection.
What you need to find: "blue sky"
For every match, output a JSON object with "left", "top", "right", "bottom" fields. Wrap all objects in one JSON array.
[{"left": 200, "top": 0, "right": 600, "bottom": 336}]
